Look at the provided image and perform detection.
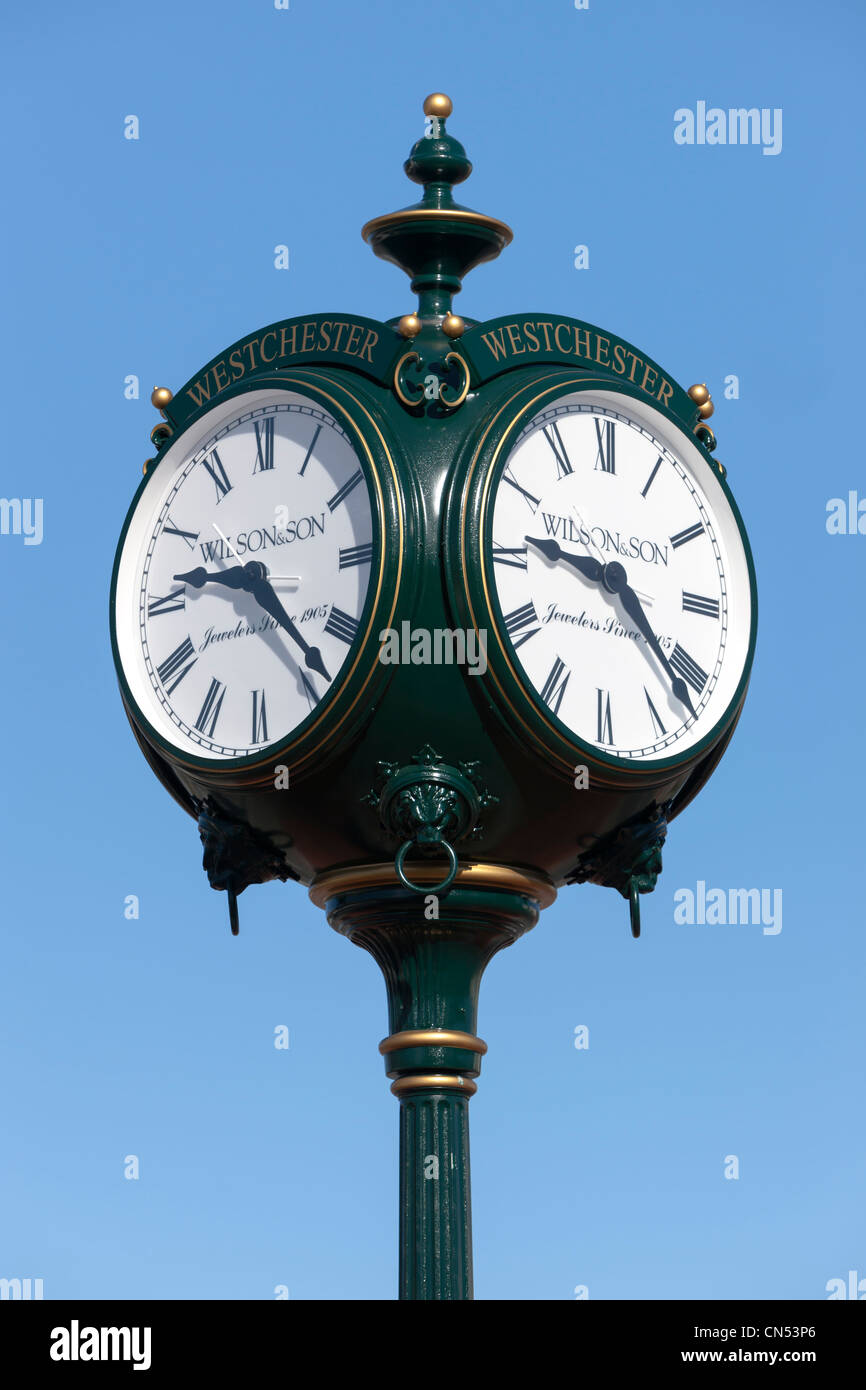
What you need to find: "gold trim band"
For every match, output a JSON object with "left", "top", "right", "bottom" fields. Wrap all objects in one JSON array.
[
  {"left": 309, "top": 860, "right": 557, "bottom": 909},
  {"left": 390, "top": 1074, "right": 478, "bottom": 1099},
  {"left": 379, "top": 1029, "right": 488, "bottom": 1056},
  {"left": 362, "top": 208, "right": 513, "bottom": 245}
]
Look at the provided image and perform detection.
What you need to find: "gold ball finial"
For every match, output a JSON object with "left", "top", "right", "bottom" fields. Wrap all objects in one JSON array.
[
  {"left": 687, "top": 383, "right": 710, "bottom": 406},
  {"left": 423, "top": 93, "right": 453, "bottom": 119},
  {"left": 441, "top": 313, "right": 465, "bottom": 339},
  {"left": 151, "top": 386, "right": 173, "bottom": 412},
  {"left": 698, "top": 399, "right": 715, "bottom": 420},
  {"left": 398, "top": 313, "right": 422, "bottom": 339}
]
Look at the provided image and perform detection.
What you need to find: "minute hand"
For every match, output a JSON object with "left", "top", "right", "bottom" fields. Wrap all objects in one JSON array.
[
  {"left": 614, "top": 581, "right": 695, "bottom": 717},
  {"left": 247, "top": 573, "right": 331, "bottom": 681}
]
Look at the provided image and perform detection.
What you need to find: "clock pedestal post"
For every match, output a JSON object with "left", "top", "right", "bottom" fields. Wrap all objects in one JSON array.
[{"left": 322, "top": 874, "right": 544, "bottom": 1300}]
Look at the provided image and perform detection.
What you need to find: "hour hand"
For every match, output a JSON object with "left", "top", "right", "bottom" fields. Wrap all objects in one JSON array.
[
  {"left": 525, "top": 535, "right": 602, "bottom": 582},
  {"left": 173, "top": 565, "right": 248, "bottom": 590}
]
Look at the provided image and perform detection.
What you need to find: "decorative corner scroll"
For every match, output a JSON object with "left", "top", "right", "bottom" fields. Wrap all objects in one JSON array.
[{"left": 393, "top": 352, "right": 471, "bottom": 414}]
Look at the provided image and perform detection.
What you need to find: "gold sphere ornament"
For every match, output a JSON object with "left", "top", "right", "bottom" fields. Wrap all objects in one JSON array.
[
  {"left": 423, "top": 93, "right": 453, "bottom": 119},
  {"left": 442, "top": 313, "right": 465, "bottom": 339},
  {"left": 398, "top": 314, "right": 422, "bottom": 339},
  {"left": 151, "top": 386, "right": 173, "bottom": 412},
  {"left": 687, "top": 383, "right": 710, "bottom": 406},
  {"left": 698, "top": 400, "right": 715, "bottom": 420}
]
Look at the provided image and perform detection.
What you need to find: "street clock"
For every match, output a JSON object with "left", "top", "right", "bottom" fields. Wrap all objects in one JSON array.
[{"left": 111, "top": 93, "right": 757, "bottom": 1300}]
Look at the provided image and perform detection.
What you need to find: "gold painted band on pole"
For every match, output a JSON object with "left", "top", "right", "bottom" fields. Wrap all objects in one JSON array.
[
  {"left": 309, "top": 859, "right": 558, "bottom": 909},
  {"left": 390, "top": 1074, "right": 478, "bottom": 1099},
  {"left": 379, "top": 1029, "right": 488, "bottom": 1056}
]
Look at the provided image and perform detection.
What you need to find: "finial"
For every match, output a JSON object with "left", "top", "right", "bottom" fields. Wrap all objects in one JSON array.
[
  {"left": 361, "top": 94, "right": 512, "bottom": 321},
  {"left": 423, "top": 93, "right": 453, "bottom": 119}
]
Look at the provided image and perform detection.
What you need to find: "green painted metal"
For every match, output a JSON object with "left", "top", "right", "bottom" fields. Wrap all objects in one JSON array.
[
  {"left": 326, "top": 881, "right": 540, "bottom": 1299},
  {"left": 110, "top": 96, "right": 758, "bottom": 1299}
]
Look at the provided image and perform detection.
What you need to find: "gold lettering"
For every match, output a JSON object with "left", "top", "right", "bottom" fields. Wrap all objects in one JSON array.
[
  {"left": 595, "top": 335, "right": 610, "bottom": 366},
  {"left": 657, "top": 378, "right": 674, "bottom": 408},
  {"left": 211, "top": 359, "right": 229, "bottom": 391},
  {"left": 259, "top": 331, "right": 278, "bottom": 363},
  {"left": 243, "top": 340, "right": 259, "bottom": 371},
  {"left": 624, "top": 350, "right": 641, "bottom": 382},
  {"left": 301, "top": 322, "right": 316, "bottom": 352},
  {"left": 611, "top": 343, "right": 627, "bottom": 374},
  {"left": 332, "top": 321, "right": 349, "bottom": 352},
  {"left": 280, "top": 324, "right": 298, "bottom": 357},
  {"left": 345, "top": 323, "right": 362, "bottom": 355},
  {"left": 360, "top": 328, "right": 379, "bottom": 363},
  {"left": 505, "top": 323, "right": 525, "bottom": 354},
  {"left": 185, "top": 378, "right": 211, "bottom": 408},
  {"left": 554, "top": 324, "right": 572, "bottom": 354},
  {"left": 537, "top": 321, "right": 554, "bottom": 351},
  {"left": 480, "top": 328, "right": 508, "bottom": 360},
  {"left": 573, "top": 327, "right": 592, "bottom": 358},
  {"left": 641, "top": 363, "right": 658, "bottom": 394},
  {"left": 229, "top": 350, "right": 245, "bottom": 380},
  {"left": 523, "top": 321, "right": 540, "bottom": 351},
  {"left": 318, "top": 321, "right": 332, "bottom": 351}
]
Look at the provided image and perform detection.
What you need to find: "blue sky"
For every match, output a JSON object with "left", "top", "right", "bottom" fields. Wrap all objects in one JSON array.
[{"left": 1, "top": 0, "right": 863, "bottom": 1300}]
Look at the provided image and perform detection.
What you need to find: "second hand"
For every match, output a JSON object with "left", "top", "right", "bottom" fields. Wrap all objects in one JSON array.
[{"left": 212, "top": 523, "right": 300, "bottom": 586}]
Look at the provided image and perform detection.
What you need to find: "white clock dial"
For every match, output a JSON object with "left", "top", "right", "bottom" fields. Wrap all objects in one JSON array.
[
  {"left": 115, "top": 390, "right": 375, "bottom": 760},
  {"left": 489, "top": 392, "right": 752, "bottom": 762}
]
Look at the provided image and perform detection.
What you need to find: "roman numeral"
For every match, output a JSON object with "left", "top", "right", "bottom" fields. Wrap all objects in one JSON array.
[
  {"left": 202, "top": 448, "right": 232, "bottom": 502},
  {"left": 324, "top": 605, "right": 359, "bottom": 644},
  {"left": 163, "top": 518, "right": 199, "bottom": 549},
  {"left": 503, "top": 601, "right": 541, "bottom": 649},
  {"left": 253, "top": 416, "right": 274, "bottom": 473},
  {"left": 542, "top": 422, "right": 573, "bottom": 477},
  {"left": 670, "top": 643, "right": 708, "bottom": 694},
  {"left": 644, "top": 686, "right": 667, "bottom": 738},
  {"left": 339, "top": 542, "right": 373, "bottom": 569},
  {"left": 299, "top": 423, "right": 322, "bottom": 477},
  {"left": 594, "top": 419, "right": 616, "bottom": 473},
  {"left": 670, "top": 521, "right": 704, "bottom": 549},
  {"left": 502, "top": 466, "right": 540, "bottom": 513},
  {"left": 540, "top": 656, "right": 570, "bottom": 715},
  {"left": 596, "top": 688, "right": 614, "bottom": 744},
  {"left": 195, "top": 678, "right": 226, "bottom": 738},
  {"left": 251, "top": 689, "right": 269, "bottom": 744},
  {"left": 156, "top": 636, "right": 197, "bottom": 695},
  {"left": 641, "top": 456, "right": 662, "bottom": 498},
  {"left": 147, "top": 586, "right": 186, "bottom": 618},
  {"left": 492, "top": 541, "right": 528, "bottom": 569},
  {"left": 682, "top": 590, "right": 720, "bottom": 618},
  {"left": 328, "top": 469, "right": 363, "bottom": 512}
]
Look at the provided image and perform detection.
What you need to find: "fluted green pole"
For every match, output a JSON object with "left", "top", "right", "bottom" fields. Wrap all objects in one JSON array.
[{"left": 325, "top": 876, "right": 541, "bottom": 1300}]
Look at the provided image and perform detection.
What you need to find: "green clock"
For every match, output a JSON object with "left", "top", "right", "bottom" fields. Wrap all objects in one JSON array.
[
  {"left": 111, "top": 375, "right": 405, "bottom": 782},
  {"left": 452, "top": 375, "right": 757, "bottom": 781}
]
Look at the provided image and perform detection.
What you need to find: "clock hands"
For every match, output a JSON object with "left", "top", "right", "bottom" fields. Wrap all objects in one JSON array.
[
  {"left": 524, "top": 536, "right": 695, "bottom": 718},
  {"left": 601, "top": 564, "right": 695, "bottom": 719},
  {"left": 212, "top": 523, "right": 299, "bottom": 584},
  {"left": 525, "top": 535, "right": 601, "bottom": 583},
  {"left": 174, "top": 563, "right": 331, "bottom": 681}
]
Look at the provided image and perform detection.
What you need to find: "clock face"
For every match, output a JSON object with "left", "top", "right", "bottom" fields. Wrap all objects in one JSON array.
[
  {"left": 114, "top": 389, "right": 376, "bottom": 761},
  {"left": 488, "top": 391, "right": 754, "bottom": 764}
]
